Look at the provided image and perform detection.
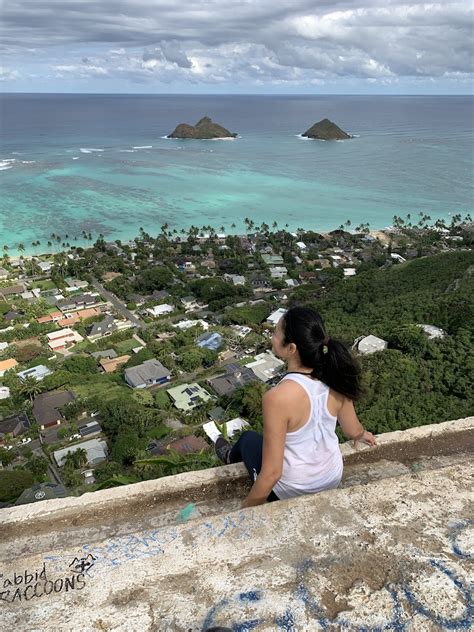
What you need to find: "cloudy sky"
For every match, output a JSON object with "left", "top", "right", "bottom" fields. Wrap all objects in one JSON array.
[{"left": 1, "top": 1, "right": 473, "bottom": 93}]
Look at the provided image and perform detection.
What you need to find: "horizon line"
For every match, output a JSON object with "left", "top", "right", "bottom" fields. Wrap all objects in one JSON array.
[{"left": 1, "top": 91, "right": 473, "bottom": 97}]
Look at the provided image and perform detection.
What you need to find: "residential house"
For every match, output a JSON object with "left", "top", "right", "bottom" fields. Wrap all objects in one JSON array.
[
  {"left": 173, "top": 319, "right": 209, "bottom": 331},
  {"left": 53, "top": 438, "right": 108, "bottom": 468},
  {"left": 196, "top": 332, "right": 223, "bottom": 351},
  {"left": 0, "top": 358, "right": 18, "bottom": 377},
  {"left": 78, "top": 420, "right": 102, "bottom": 438},
  {"left": 0, "top": 386, "right": 10, "bottom": 400},
  {"left": 4, "top": 310, "right": 23, "bottom": 322},
  {"left": 90, "top": 349, "right": 117, "bottom": 360},
  {"left": 230, "top": 325, "right": 252, "bottom": 339},
  {"left": 124, "top": 359, "right": 171, "bottom": 389},
  {"left": 270, "top": 266, "right": 288, "bottom": 279},
  {"left": 208, "top": 363, "right": 258, "bottom": 397},
  {"left": 14, "top": 482, "right": 68, "bottom": 505},
  {"left": 33, "top": 390, "right": 76, "bottom": 429},
  {"left": 65, "top": 278, "right": 89, "bottom": 291},
  {"left": 249, "top": 274, "right": 271, "bottom": 289},
  {"left": 86, "top": 315, "right": 117, "bottom": 342},
  {"left": 245, "top": 351, "right": 285, "bottom": 382},
  {"left": 223, "top": 274, "right": 246, "bottom": 286},
  {"left": 166, "top": 383, "right": 212, "bottom": 412},
  {"left": 202, "top": 417, "right": 249, "bottom": 443},
  {"left": 147, "top": 435, "right": 209, "bottom": 456},
  {"left": 47, "top": 328, "right": 84, "bottom": 351},
  {"left": 56, "top": 293, "right": 100, "bottom": 312},
  {"left": 418, "top": 324, "right": 446, "bottom": 340},
  {"left": 354, "top": 335, "right": 388, "bottom": 355},
  {"left": 343, "top": 268, "right": 357, "bottom": 278},
  {"left": 57, "top": 307, "right": 102, "bottom": 328},
  {"left": 36, "top": 311, "right": 63, "bottom": 324},
  {"left": 181, "top": 296, "right": 199, "bottom": 311},
  {"left": 0, "top": 412, "right": 30, "bottom": 442},
  {"left": 99, "top": 355, "right": 130, "bottom": 373},
  {"left": 296, "top": 241, "right": 307, "bottom": 251},
  {"left": 0, "top": 283, "right": 27, "bottom": 300},
  {"left": 262, "top": 254, "right": 284, "bottom": 266},
  {"left": 266, "top": 308, "right": 287, "bottom": 326},
  {"left": 146, "top": 304, "right": 174, "bottom": 318},
  {"left": 36, "top": 260, "right": 53, "bottom": 273},
  {"left": 17, "top": 364, "right": 52, "bottom": 382}
]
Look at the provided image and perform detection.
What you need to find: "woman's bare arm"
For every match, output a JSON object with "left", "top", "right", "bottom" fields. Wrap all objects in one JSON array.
[
  {"left": 337, "top": 397, "right": 377, "bottom": 448},
  {"left": 241, "top": 387, "right": 288, "bottom": 508}
]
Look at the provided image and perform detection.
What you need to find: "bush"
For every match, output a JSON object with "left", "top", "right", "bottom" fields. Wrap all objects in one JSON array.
[{"left": 0, "top": 470, "right": 34, "bottom": 502}]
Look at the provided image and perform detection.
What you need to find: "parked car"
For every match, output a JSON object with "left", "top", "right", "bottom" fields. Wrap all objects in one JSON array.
[
  {"left": 69, "top": 433, "right": 81, "bottom": 441},
  {"left": 20, "top": 437, "right": 32, "bottom": 445}
]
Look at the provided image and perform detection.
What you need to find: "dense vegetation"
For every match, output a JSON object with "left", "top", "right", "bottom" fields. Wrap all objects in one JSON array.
[{"left": 291, "top": 250, "right": 474, "bottom": 432}]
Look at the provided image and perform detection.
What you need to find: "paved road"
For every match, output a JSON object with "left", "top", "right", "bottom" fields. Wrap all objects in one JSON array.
[{"left": 91, "top": 280, "right": 146, "bottom": 329}]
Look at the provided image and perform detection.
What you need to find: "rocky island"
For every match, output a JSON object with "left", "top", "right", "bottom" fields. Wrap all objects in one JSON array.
[
  {"left": 167, "top": 116, "right": 237, "bottom": 139},
  {"left": 301, "top": 118, "right": 352, "bottom": 140}
]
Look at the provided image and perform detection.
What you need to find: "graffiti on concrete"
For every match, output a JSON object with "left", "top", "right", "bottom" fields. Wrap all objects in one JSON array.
[
  {"left": 69, "top": 553, "right": 96, "bottom": 575},
  {"left": 44, "top": 509, "right": 269, "bottom": 577},
  {"left": 0, "top": 562, "right": 86, "bottom": 604},
  {"left": 201, "top": 521, "right": 473, "bottom": 631}
]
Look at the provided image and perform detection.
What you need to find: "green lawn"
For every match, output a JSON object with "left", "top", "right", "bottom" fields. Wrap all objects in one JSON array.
[
  {"left": 71, "top": 375, "right": 130, "bottom": 401},
  {"left": 114, "top": 338, "right": 140, "bottom": 354},
  {"left": 32, "top": 280, "right": 57, "bottom": 291}
]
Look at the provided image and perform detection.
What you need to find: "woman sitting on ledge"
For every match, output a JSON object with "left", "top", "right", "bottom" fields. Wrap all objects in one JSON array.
[{"left": 215, "top": 305, "right": 376, "bottom": 507}]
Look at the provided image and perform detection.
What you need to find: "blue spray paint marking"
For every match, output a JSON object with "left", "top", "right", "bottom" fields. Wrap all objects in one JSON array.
[
  {"left": 449, "top": 521, "right": 473, "bottom": 560},
  {"left": 402, "top": 559, "right": 473, "bottom": 630},
  {"left": 201, "top": 592, "right": 263, "bottom": 631},
  {"left": 336, "top": 586, "right": 405, "bottom": 631},
  {"left": 201, "top": 598, "right": 230, "bottom": 632},
  {"left": 239, "top": 591, "right": 262, "bottom": 602},
  {"left": 275, "top": 608, "right": 296, "bottom": 631},
  {"left": 233, "top": 620, "right": 262, "bottom": 632},
  {"left": 294, "top": 559, "right": 406, "bottom": 631}
]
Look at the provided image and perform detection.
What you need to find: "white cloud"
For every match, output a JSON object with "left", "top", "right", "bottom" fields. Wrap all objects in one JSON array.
[{"left": 1, "top": 1, "right": 472, "bottom": 88}]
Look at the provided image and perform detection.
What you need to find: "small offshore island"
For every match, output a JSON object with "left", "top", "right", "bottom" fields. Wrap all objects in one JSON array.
[
  {"left": 302, "top": 118, "right": 352, "bottom": 140},
  {"left": 0, "top": 214, "right": 472, "bottom": 507},
  {"left": 167, "top": 116, "right": 238, "bottom": 139}
]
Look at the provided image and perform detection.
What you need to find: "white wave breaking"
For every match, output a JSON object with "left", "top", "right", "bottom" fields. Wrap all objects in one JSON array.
[
  {"left": 79, "top": 147, "right": 105, "bottom": 154},
  {"left": 0, "top": 159, "right": 16, "bottom": 171},
  {"left": 132, "top": 145, "right": 152, "bottom": 149}
]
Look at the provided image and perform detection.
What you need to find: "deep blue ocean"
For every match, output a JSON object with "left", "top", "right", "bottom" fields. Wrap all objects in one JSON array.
[{"left": 0, "top": 94, "right": 473, "bottom": 252}]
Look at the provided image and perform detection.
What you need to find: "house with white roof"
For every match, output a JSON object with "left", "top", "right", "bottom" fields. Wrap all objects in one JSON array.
[
  {"left": 355, "top": 335, "right": 388, "bottom": 355},
  {"left": 147, "top": 304, "right": 174, "bottom": 318},
  {"left": 0, "top": 386, "right": 10, "bottom": 400},
  {"left": 18, "top": 365, "right": 53, "bottom": 382},
  {"left": 173, "top": 319, "right": 209, "bottom": 331},
  {"left": 417, "top": 324, "right": 446, "bottom": 340},
  {"left": 47, "top": 328, "right": 84, "bottom": 351},
  {"left": 266, "top": 308, "right": 287, "bottom": 326},
  {"left": 53, "top": 439, "right": 108, "bottom": 468},
  {"left": 245, "top": 351, "right": 285, "bottom": 382}
]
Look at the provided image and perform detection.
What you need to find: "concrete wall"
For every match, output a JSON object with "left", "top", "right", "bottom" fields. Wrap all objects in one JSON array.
[{"left": 0, "top": 417, "right": 472, "bottom": 631}]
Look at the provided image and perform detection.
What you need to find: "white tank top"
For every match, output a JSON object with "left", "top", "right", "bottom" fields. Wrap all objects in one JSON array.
[{"left": 272, "top": 373, "right": 343, "bottom": 500}]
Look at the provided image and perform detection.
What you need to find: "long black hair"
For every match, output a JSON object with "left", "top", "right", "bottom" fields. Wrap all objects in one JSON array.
[{"left": 281, "top": 306, "right": 361, "bottom": 400}]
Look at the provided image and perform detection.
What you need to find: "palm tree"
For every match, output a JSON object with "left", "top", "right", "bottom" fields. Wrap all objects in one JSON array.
[
  {"left": 73, "top": 448, "right": 88, "bottom": 469},
  {"left": 18, "top": 243, "right": 25, "bottom": 255},
  {"left": 20, "top": 375, "right": 42, "bottom": 402}
]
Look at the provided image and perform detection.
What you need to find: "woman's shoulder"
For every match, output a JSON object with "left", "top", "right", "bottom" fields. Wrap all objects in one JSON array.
[{"left": 266, "top": 379, "right": 302, "bottom": 401}]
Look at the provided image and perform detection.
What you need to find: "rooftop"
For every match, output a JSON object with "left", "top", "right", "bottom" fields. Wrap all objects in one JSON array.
[{"left": 1, "top": 417, "right": 471, "bottom": 630}]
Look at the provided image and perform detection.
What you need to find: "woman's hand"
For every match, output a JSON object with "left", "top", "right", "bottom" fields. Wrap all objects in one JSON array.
[{"left": 352, "top": 429, "right": 377, "bottom": 449}]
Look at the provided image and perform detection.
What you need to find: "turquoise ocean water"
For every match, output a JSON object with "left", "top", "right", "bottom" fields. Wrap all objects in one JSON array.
[{"left": 0, "top": 94, "right": 473, "bottom": 253}]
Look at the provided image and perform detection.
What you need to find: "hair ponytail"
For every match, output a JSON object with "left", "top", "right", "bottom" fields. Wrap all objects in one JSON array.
[{"left": 282, "top": 306, "right": 361, "bottom": 400}]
